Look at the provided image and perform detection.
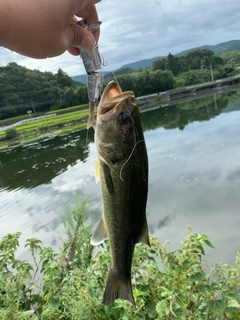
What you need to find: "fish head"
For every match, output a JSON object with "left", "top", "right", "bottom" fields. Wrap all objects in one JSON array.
[{"left": 95, "top": 81, "right": 142, "bottom": 167}]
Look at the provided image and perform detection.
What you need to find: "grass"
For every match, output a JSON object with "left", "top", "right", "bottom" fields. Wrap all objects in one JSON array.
[
  {"left": 0, "top": 113, "right": 43, "bottom": 126},
  {"left": 16, "top": 109, "right": 89, "bottom": 131},
  {"left": 0, "top": 108, "right": 94, "bottom": 149},
  {"left": 46, "top": 103, "right": 88, "bottom": 114},
  {"left": 0, "top": 104, "right": 89, "bottom": 126}
]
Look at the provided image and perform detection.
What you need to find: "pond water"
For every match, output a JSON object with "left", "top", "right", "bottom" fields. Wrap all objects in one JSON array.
[{"left": 1, "top": 88, "right": 240, "bottom": 266}]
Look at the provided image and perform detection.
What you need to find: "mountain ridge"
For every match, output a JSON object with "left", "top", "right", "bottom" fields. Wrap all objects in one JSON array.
[{"left": 72, "top": 39, "right": 240, "bottom": 84}]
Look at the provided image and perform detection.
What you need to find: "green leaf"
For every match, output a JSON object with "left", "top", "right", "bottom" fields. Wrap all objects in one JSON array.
[
  {"left": 172, "top": 308, "right": 187, "bottom": 319},
  {"left": 198, "top": 234, "right": 215, "bottom": 248},
  {"left": 190, "top": 272, "right": 206, "bottom": 282},
  {"left": 160, "top": 289, "right": 174, "bottom": 298},
  {"left": 197, "top": 284, "right": 211, "bottom": 296},
  {"left": 208, "top": 299, "right": 225, "bottom": 316},
  {"left": 15, "top": 310, "right": 35, "bottom": 319},
  {"left": 133, "top": 288, "right": 146, "bottom": 297},
  {"left": 227, "top": 298, "right": 240, "bottom": 309},
  {"left": 175, "top": 295, "right": 187, "bottom": 307},
  {"left": 156, "top": 300, "right": 170, "bottom": 316}
]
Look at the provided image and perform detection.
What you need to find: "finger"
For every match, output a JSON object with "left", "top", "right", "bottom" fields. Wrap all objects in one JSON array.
[
  {"left": 67, "top": 46, "right": 80, "bottom": 56},
  {"left": 66, "top": 22, "right": 96, "bottom": 50},
  {"left": 74, "top": 0, "right": 101, "bottom": 13},
  {"left": 76, "top": 5, "right": 100, "bottom": 42},
  {"left": 76, "top": 5, "right": 98, "bottom": 23}
]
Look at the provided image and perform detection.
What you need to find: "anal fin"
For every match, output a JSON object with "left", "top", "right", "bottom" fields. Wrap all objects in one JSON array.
[
  {"left": 91, "top": 216, "right": 108, "bottom": 246},
  {"left": 87, "top": 100, "right": 96, "bottom": 129},
  {"left": 87, "top": 112, "right": 96, "bottom": 129},
  {"left": 138, "top": 217, "right": 150, "bottom": 246}
]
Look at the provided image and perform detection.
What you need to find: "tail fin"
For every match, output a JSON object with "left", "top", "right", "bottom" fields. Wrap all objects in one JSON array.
[
  {"left": 103, "top": 268, "right": 135, "bottom": 306},
  {"left": 87, "top": 113, "right": 95, "bottom": 129}
]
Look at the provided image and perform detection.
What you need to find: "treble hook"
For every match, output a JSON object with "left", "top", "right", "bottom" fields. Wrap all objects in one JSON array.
[{"left": 101, "top": 57, "right": 107, "bottom": 67}]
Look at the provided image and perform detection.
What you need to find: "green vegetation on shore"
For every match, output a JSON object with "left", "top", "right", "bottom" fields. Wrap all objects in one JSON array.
[
  {"left": 46, "top": 103, "right": 88, "bottom": 115},
  {"left": 0, "top": 64, "right": 88, "bottom": 120},
  {"left": 1, "top": 48, "right": 240, "bottom": 122},
  {"left": 0, "top": 108, "right": 91, "bottom": 149},
  {"left": 0, "top": 196, "right": 239, "bottom": 319}
]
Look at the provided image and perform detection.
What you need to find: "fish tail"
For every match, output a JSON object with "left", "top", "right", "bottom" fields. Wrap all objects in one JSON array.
[
  {"left": 102, "top": 268, "right": 135, "bottom": 306},
  {"left": 87, "top": 100, "right": 96, "bottom": 129},
  {"left": 87, "top": 113, "right": 95, "bottom": 129}
]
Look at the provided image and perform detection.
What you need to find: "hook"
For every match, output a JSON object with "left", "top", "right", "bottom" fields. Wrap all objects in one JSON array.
[{"left": 101, "top": 57, "right": 107, "bottom": 67}]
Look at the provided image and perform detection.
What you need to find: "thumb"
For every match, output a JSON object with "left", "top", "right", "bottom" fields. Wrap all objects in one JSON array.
[{"left": 66, "top": 23, "right": 96, "bottom": 50}]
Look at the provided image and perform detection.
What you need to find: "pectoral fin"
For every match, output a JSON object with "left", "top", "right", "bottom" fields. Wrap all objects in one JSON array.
[
  {"left": 102, "top": 161, "right": 114, "bottom": 195},
  {"left": 95, "top": 159, "right": 100, "bottom": 183},
  {"left": 91, "top": 216, "right": 108, "bottom": 246},
  {"left": 138, "top": 217, "right": 150, "bottom": 246}
]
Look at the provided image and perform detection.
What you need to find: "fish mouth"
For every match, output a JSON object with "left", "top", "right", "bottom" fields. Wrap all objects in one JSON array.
[
  {"left": 98, "top": 81, "right": 135, "bottom": 119},
  {"left": 100, "top": 81, "right": 123, "bottom": 102}
]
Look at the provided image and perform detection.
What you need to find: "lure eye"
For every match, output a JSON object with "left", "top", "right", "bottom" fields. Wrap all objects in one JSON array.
[{"left": 118, "top": 112, "right": 130, "bottom": 123}]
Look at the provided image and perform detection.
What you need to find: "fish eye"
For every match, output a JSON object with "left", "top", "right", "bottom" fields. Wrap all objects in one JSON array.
[{"left": 118, "top": 112, "right": 130, "bottom": 123}]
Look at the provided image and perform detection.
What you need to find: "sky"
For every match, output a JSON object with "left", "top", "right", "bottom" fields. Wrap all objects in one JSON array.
[{"left": 0, "top": 0, "right": 240, "bottom": 77}]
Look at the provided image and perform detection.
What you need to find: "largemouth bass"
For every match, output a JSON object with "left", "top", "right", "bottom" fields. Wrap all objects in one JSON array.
[{"left": 91, "top": 81, "right": 150, "bottom": 306}]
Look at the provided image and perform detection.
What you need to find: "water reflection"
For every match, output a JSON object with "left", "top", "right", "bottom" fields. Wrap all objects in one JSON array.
[
  {"left": 0, "top": 129, "right": 94, "bottom": 191},
  {"left": 0, "top": 92, "right": 230, "bottom": 192},
  {"left": 1, "top": 88, "right": 240, "bottom": 265},
  {"left": 141, "top": 93, "right": 228, "bottom": 131}
]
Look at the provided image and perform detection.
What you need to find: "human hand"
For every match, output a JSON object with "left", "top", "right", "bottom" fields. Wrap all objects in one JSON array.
[{"left": 0, "top": 0, "right": 101, "bottom": 59}]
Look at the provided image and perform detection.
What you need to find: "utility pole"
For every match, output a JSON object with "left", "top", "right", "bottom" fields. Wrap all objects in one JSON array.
[
  {"left": 200, "top": 60, "right": 214, "bottom": 82},
  {"left": 209, "top": 63, "right": 214, "bottom": 82},
  {"left": 201, "top": 59, "right": 204, "bottom": 83},
  {"left": 31, "top": 99, "right": 36, "bottom": 113},
  {"left": 57, "top": 83, "right": 62, "bottom": 101}
]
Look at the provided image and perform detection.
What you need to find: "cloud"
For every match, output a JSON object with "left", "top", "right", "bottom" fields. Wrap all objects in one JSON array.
[{"left": 0, "top": 0, "right": 240, "bottom": 76}]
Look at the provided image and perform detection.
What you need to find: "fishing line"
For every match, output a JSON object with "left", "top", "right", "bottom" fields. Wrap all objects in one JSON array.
[
  {"left": 110, "top": 71, "right": 120, "bottom": 86},
  {"left": 81, "top": 128, "right": 90, "bottom": 193},
  {"left": 119, "top": 140, "right": 144, "bottom": 181},
  {"left": 100, "top": 70, "right": 140, "bottom": 182},
  {"left": 117, "top": 93, "right": 139, "bottom": 180},
  {"left": 107, "top": 71, "right": 138, "bottom": 150},
  {"left": 98, "top": 154, "right": 122, "bottom": 181},
  {"left": 81, "top": 35, "right": 107, "bottom": 193}
]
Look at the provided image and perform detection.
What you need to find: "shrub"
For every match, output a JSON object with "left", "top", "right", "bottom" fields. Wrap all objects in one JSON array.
[
  {"left": 5, "top": 127, "right": 17, "bottom": 139},
  {"left": 0, "top": 196, "right": 239, "bottom": 319}
]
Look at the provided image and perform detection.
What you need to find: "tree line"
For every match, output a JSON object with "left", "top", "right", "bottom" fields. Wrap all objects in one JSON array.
[
  {"left": 152, "top": 49, "right": 238, "bottom": 86},
  {"left": 0, "top": 63, "right": 88, "bottom": 119},
  {"left": 0, "top": 48, "right": 239, "bottom": 120}
]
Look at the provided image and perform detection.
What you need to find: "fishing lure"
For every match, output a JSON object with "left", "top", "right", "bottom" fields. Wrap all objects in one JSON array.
[{"left": 78, "top": 20, "right": 104, "bottom": 129}]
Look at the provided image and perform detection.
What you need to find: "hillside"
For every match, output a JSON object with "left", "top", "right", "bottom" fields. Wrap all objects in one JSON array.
[
  {"left": 121, "top": 57, "right": 164, "bottom": 71},
  {"left": 72, "top": 39, "right": 240, "bottom": 84},
  {"left": 0, "top": 64, "right": 88, "bottom": 119},
  {"left": 175, "top": 40, "right": 240, "bottom": 57}
]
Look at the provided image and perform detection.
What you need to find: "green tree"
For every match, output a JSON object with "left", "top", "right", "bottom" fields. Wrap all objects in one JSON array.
[
  {"left": 152, "top": 58, "right": 166, "bottom": 71},
  {"left": 57, "top": 69, "right": 73, "bottom": 87},
  {"left": 180, "top": 49, "right": 215, "bottom": 71},
  {"left": 166, "top": 53, "right": 182, "bottom": 75}
]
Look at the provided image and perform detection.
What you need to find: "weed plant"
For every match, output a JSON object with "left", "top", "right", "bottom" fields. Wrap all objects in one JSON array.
[{"left": 0, "top": 195, "right": 239, "bottom": 319}]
